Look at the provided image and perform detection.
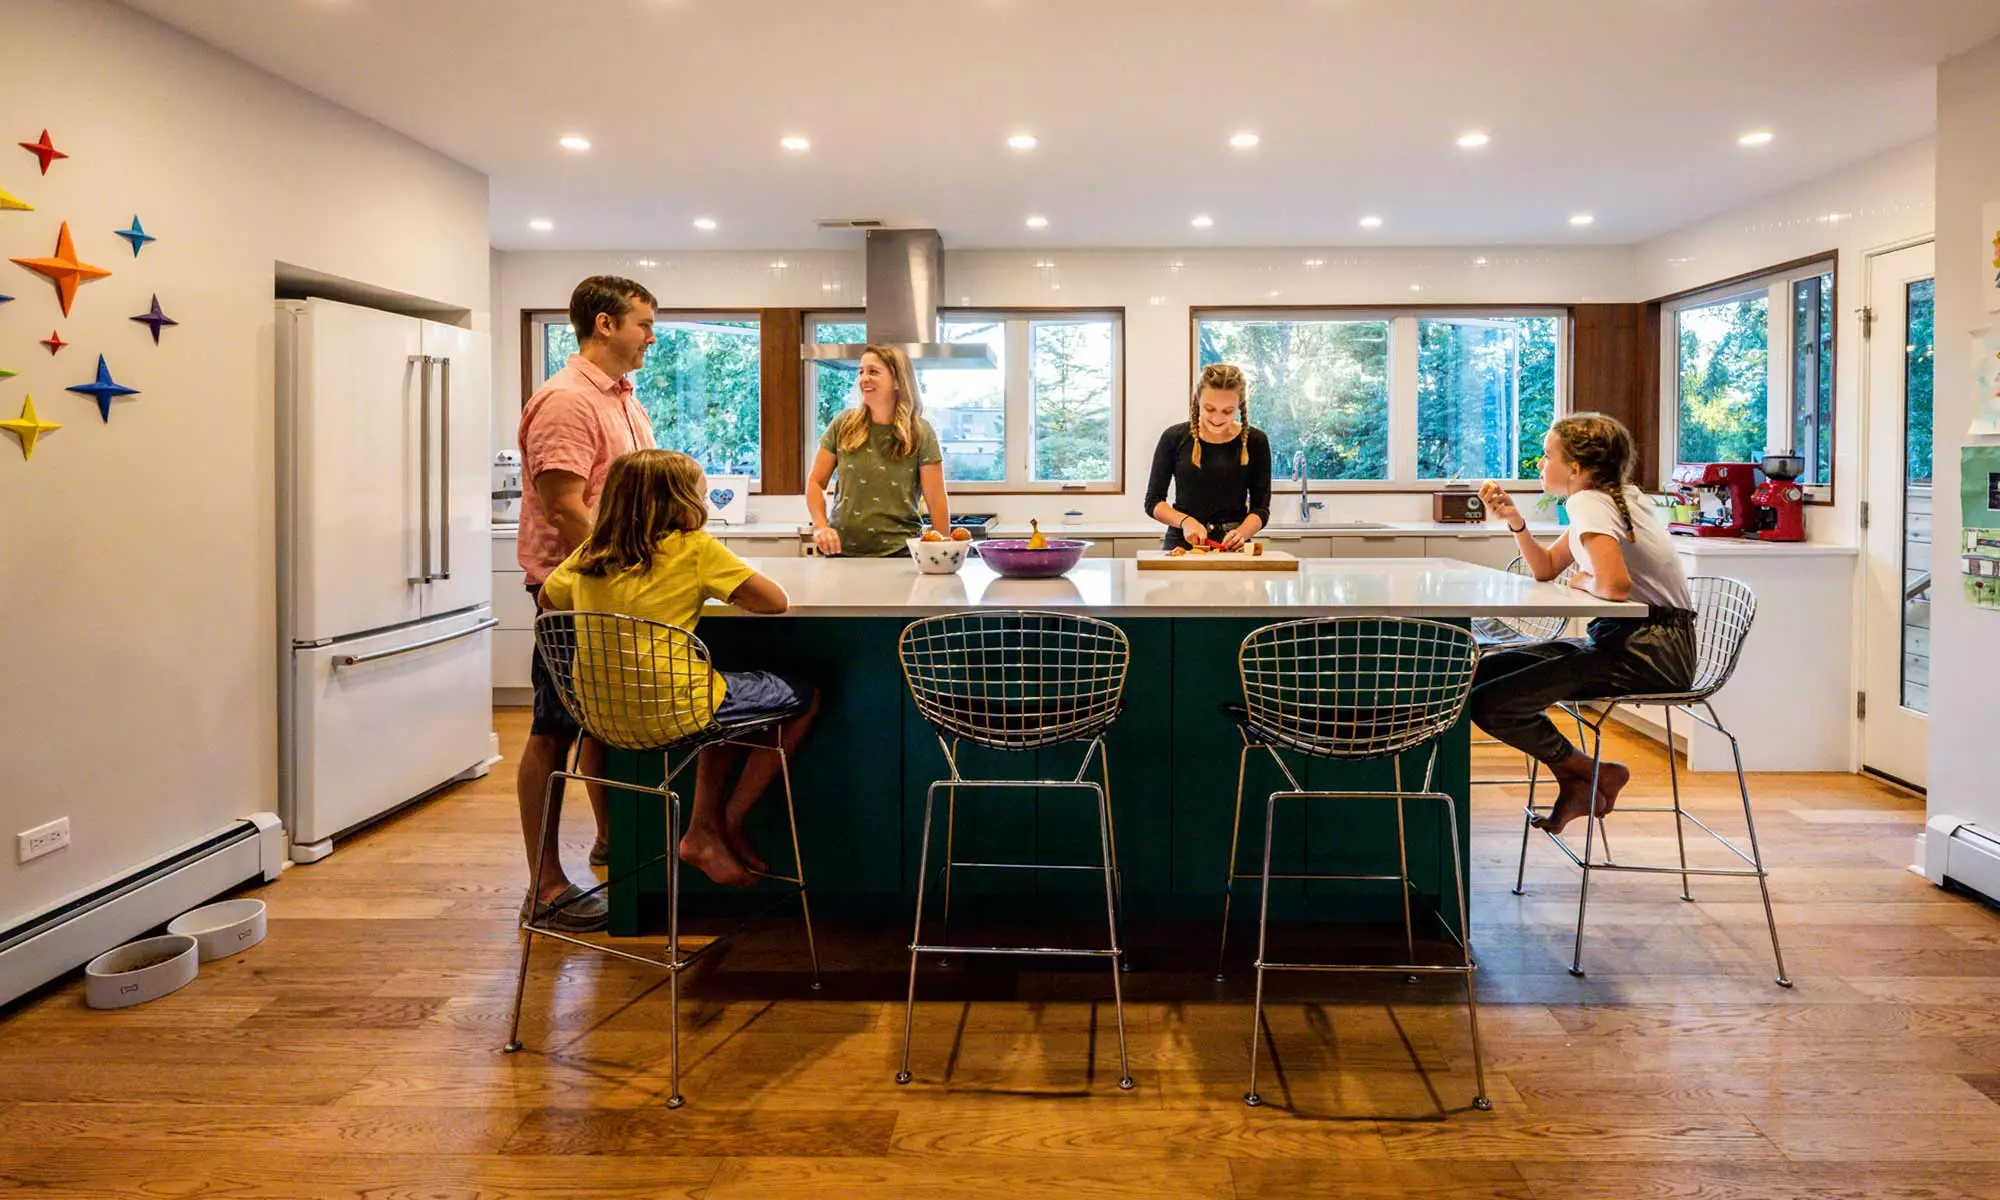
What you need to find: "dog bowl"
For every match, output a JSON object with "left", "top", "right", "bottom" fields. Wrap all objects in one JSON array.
[
  {"left": 85, "top": 934, "right": 199, "bottom": 1010},
  {"left": 907, "top": 537, "right": 971, "bottom": 574},
  {"left": 977, "top": 538, "right": 1092, "bottom": 579},
  {"left": 167, "top": 898, "right": 268, "bottom": 962}
]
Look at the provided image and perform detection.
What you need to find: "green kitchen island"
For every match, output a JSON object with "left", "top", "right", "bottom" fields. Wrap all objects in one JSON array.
[{"left": 599, "top": 555, "right": 1640, "bottom": 937}]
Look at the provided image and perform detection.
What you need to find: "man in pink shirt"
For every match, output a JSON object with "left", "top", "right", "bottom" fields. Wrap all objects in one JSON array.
[{"left": 516, "top": 275, "right": 657, "bottom": 933}]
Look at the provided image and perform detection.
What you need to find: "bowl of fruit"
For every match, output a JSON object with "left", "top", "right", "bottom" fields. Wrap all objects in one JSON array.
[
  {"left": 977, "top": 520, "right": 1091, "bottom": 579},
  {"left": 908, "top": 527, "right": 974, "bottom": 574}
]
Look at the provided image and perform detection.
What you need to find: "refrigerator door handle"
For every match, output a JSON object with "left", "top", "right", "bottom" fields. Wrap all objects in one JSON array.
[
  {"left": 437, "top": 355, "right": 452, "bottom": 582},
  {"left": 335, "top": 617, "right": 498, "bottom": 667},
  {"left": 411, "top": 354, "right": 433, "bottom": 584}
]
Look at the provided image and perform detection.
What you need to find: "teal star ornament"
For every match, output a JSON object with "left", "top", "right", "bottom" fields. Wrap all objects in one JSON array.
[
  {"left": 66, "top": 355, "right": 139, "bottom": 422},
  {"left": 114, "top": 215, "right": 155, "bottom": 257}
]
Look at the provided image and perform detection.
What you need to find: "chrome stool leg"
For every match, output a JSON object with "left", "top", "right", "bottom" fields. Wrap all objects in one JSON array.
[
  {"left": 1663, "top": 706, "right": 1694, "bottom": 902},
  {"left": 773, "top": 738, "right": 822, "bottom": 989},
  {"left": 1245, "top": 788, "right": 1279, "bottom": 1108},
  {"left": 1568, "top": 711, "right": 1608, "bottom": 978},
  {"left": 896, "top": 781, "right": 943, "bottom": 1085},
  {"left": 665, "top": 789, "right": 684, "bottom": 1109},
  {"left": 1093, "top": 777, "right": 1134, "bottom": 1089},
  {"left": 1511, "top": 754, "right": 1539, "bottom": 896},
  {"left": 1215, "top": 739, "right": 1251, "bottom": 981},
  {"left": 1099, "top": 742, "right": 1130, "bottom": 972},
  {"left": 1441, "top": 793, "right": 1490, "bottom": 1111},
  {"left": 1717, "top": 706, "right": 1791, "bottom": 988},
  {"left": 504, "top": 766, "right": 566, "bottom": 1053}
]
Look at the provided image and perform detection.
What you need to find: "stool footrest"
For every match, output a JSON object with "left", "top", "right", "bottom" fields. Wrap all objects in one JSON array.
[
  {"left": 912, "top": 943, "right": 1120, "bottom": 959},
  {"left": 1255, "top": 960, "right": 1473, "bottom": 975}
]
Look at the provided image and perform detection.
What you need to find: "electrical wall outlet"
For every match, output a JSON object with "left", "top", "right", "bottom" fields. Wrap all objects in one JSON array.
[{"left": 17, "top": 817, "right": 70, "bottom": 863}]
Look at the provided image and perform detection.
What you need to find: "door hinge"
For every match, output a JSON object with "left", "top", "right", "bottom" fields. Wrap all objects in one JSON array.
[
  {"left": 1857, "top": 691, "right": 1867, "bottom": 720},
  {"left": 1858, "top": 305, "right": 1874, "bottom": 338},
  {"left": 1860, "top": 500, "right": 1871, "bottom": 530}
]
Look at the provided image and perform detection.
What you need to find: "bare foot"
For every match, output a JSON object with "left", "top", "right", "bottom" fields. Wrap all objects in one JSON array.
[
  {"left": 723, "top": 822, "right": 768, "bottom": 875},
  {"left": 1593, "top": 761, "right": 1631, "bottom": 817},
  {"left": 1532, "top": 774, "right": 1598, "bottom": 835},
  {"left": 678, "top": 831, "right": 757, "bottom": 888}
]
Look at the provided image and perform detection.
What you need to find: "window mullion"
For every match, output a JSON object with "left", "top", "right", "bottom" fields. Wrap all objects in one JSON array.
[
  {"left": 1389, "top": 315, "right": 1419, "bottom": 483},
  {"left": 1007, "top": 319, "right": 1033, "bottom": 486},
  {"left": 1766, "top": 282, "right": 1791, "bottom": 463}
]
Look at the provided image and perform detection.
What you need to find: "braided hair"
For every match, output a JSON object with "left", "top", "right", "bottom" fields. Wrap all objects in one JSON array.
[
  {"left": 1550, "top": 413, "right": 1637, "bottom": 537},
  {"left": 1189, "top": 362, "right": 1250, "bottom": 467}
]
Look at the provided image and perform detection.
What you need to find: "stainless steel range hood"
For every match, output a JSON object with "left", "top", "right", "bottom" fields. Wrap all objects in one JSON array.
[{"left": 802, "top": 228, "right": 992, "bottom": 370}]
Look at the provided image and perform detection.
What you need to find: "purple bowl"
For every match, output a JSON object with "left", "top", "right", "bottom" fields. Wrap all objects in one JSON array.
[{"left": 976, "top": 538, "right": 1091, "bottom": 578}]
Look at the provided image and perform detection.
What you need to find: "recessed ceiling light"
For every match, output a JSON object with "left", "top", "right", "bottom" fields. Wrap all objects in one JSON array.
[
  {"left": 1190, "top": 215, "right": 1214, "bottom": 229},
  {"left": 1473, "top": 256, "right": 1489, "bottom": 265},
  {"left": 636, "top": 258, "right": 658, "bottom": 268},
  {"left": 1456, "top": 131, "right": 1490, "bottom": 149},
  {"left": 693, "top": 217, "right": 717, "bottom": 231},
  {"left": 1569, "top": 213, "right": 1595, "bottom": 227},
  {"left": 1148, "top": 295, "right": 1165, "bottom": 306},
  {"left": 1302, "top": 257, "right": 1325, "bottom": 267},
  {"left": 1230, "top": 132, "right": 1261, "bottom": 149},
  {"left": 769, "top": 259, "right": 789, "bottom": 269},
  {"left": 1025, "top": 215, "right": 1049, "bottom": 229},
  {"left": 780, "top": 135, "right": 811, "bottom": 151},
  {"left": 1008, "top": 133, "right": 1038, "bottom": 150},
  {"left": 558, "top": 135, "right": 591, "bottom": 152},
  {"left": 1409, "top": 283, "right": 1424, "bottom": 292},
  {"left": 1737, "top": 130, "right": 1775, "bottom": 147},
  {"left": 822, "top": 282, "right": 840, "bottom": 291},
  {"left": 528, "top": 218, "right": 553, "bottom": 232},
  {"left": 1358, "top": 215, "right": 1383, "bottom": 229}
]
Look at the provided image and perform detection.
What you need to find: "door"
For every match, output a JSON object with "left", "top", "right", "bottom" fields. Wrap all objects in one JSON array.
[
  {"left": 419, "top": 322, "right": 493, "bottom": 617},
  {"left": 287, "top": 299, "right": 427, "bottom": 642},
  {"left": 1861, "top": 242, "right": 1934, "bottom": 787}
]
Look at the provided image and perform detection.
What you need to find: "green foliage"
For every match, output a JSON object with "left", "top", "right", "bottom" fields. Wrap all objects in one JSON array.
[
  {"left": 542, "top": 319, "right": 761, "bottom": 475},
  {"left": 1033, "top": 321, "right": 1114, "bottom": 481},
  {"left": 1907, "top": 279, "right": 1935, "bottom": 486},
  {"left": 1199, "top": 319, "right": 1390, "bottom": 479},
  {"left": 1676, "top": 295, "right": 1769, "bottom": 465},
  {"left": 1415, "top": 316, "right": 1555, "bottom": 480}
]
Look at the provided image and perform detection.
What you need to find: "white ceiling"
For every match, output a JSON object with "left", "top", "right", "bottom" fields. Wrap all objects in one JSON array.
[{"left": 123, "top": 0, "right": 2000, "bottom": 251}]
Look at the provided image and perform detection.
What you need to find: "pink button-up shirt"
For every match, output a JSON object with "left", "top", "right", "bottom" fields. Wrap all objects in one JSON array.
[{"left": 516, "top": 354, "right": 656, "bottom": 584}]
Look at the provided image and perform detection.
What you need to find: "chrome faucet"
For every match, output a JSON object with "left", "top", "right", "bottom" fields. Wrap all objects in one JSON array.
[{"left": 1292, "top": 450, "right": 1322, "bottom": 524}]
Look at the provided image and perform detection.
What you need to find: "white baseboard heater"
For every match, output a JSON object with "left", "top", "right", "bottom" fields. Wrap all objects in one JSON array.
[
  {"left": 0, "top": 813, "right": 285, "bottom": 1008},
  {"left": 1922, "top": 815, "right": 2000, "bottom": 907}
]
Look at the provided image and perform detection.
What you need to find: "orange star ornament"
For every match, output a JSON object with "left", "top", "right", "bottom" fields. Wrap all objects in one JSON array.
[{"left": 10, "top": 221, "right": 110, "bottom": 317}]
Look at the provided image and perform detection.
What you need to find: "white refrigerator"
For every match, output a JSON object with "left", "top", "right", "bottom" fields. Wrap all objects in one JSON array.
[{"left": 277, "top": 297, "right": 496, "bottom": 864}]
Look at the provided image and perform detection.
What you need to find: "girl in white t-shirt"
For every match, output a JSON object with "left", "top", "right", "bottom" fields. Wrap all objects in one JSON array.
[{"left": 1472, "top": 414, "right": 1696, "bottom": 835}]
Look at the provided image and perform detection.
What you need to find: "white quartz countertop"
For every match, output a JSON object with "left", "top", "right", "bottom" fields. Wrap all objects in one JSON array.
[
  {"left": 989, "top": 520, "right": 1563, "bottom": 539},
  {"left": 1668, "top": 538, "right": 1858, "bottom": 557},
  {"left": 706, "top": 556, "right": 1645, "bottom": 619}
]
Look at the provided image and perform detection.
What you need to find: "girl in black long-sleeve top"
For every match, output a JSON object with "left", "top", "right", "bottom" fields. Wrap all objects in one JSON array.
[{"left": 1143, "top": 362, "right": 1273, "bottom": 550}]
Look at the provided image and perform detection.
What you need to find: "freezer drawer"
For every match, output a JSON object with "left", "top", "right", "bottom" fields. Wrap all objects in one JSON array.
[{"left": 284, "top": 609, "right": 495, "bottom": 855}]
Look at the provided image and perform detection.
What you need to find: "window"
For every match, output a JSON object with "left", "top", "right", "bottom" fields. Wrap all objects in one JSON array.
[
  {"left": 529, "top": 310, "right": 763, "bottom": 479},
  {"left": 805, "top": 310, "right": 1123, "bottom": 491},
  {"left": 1662, "top": 258, "right": 1836, "bottom": 494},
  {"left": 1193, "top": 309, "right": 1565, "bottom": 485}
]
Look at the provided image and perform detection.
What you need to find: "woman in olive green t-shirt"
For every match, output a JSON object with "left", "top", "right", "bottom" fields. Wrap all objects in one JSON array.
[{"left": 806, "top": 344, "right": 951, "bottom": 557}]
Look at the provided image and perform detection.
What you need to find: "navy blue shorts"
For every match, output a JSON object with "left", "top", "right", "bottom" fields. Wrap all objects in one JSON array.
[
  {"left": 527, "top": 587, "right": 581, "bottom": 741},
  {"left": 714, "top": 669, "right": 814, "bottom": 724}
]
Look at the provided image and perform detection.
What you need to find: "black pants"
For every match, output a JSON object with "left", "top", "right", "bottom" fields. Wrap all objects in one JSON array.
[{"left": 1469, "top": 612, "right": 1697, "bottom": 766}]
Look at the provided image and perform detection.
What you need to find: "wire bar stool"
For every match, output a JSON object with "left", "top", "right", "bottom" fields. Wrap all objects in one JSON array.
[
  {"left": 504, "top": 611, "right": 820, "bottom": 1108},
  {"left": 1471, "top": 557, "right": 1583, "bottom": 789},
  {"left": 1511, "top": 576, "right": 1790, "bottom": 987},
  {"left": 894, "top": 610, "right": 1134, "bottom": 1091},
  {"left": 1216, "top": 616, "right": 1488, "bottom": 1112}
]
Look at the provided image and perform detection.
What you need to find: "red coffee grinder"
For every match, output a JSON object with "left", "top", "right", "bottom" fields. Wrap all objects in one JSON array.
[
  {"left": 1747, "top": 451, "right": 1807, "bottom": 542},
  {"left": 1668, "top": 462, "right": 1759, "bottom": 537}
]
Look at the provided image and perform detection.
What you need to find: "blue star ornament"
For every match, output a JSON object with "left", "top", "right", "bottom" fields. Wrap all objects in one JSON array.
[
  {"left": 0, "top": 294, "right": 12, "bottom": 305},
  {"left": 66, "top": 355, "right": 139, "bottom": 422},
  {"left": 114, "top": 215, "right": 156, "bottom": 257},
  {"left": 131, "top": 294, "right": 177, "bottom": 343}
]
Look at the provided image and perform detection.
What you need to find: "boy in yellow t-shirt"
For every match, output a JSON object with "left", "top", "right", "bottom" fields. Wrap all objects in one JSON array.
[{"left": 538, "top": 449, "right": 816, "bottom": 888}]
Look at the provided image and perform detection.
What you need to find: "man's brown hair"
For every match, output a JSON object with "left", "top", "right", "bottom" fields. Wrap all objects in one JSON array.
[{"left": 569, "top": 275, "right": 658, "bottom": 344}]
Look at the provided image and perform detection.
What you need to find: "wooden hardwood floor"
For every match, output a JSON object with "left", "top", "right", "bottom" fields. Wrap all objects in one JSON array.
[{"left": 5, "top": 709, "right": 1999, "bottom": 1198}]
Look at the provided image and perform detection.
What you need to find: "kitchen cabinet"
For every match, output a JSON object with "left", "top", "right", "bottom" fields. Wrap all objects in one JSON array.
[
  {"left": 1425, "top": 534, "right": 1521, "bottom": 570},
  {"left": 1324, "top": 534, "right": 1429, "bottom": 558},
  {"left": 719, "top": 535, "right": 803, "bottom": 559}
]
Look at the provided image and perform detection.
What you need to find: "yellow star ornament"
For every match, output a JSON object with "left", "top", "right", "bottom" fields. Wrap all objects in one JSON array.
[{"left": 1, "top": 393, "right": 61, "bottom": 460}]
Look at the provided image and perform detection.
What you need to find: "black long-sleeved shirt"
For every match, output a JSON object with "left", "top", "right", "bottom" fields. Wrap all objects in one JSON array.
[{"left": 1142, "top": 422, "right": 1272, "bottom": 534}]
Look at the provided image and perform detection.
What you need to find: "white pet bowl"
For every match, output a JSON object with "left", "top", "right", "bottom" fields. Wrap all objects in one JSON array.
[
  {"left": 168, "top": 898, "right": 268, "bottom": 962},
  {"left": 907, "top": 537, "right": 971, "bottom": 574},
  {"left": 85, "top": 934, "right": 199, "bottom": 1010}
]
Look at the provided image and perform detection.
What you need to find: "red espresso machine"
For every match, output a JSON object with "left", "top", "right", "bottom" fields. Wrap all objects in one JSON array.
[
  {"left": 1747, "top": 452, "right": 1807, "bottom": 542},
  {"left": 1668, "top": 462, "right": 1758, "bottom": 537}
]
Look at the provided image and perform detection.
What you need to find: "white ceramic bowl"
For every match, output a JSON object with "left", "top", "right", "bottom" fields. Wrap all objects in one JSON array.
[
  {"left": 85, "top": 934, "right": 199, "bottom": 1010},
  {"left": 907, "top": 536, "right": 971, "bottom": 574},
  {"left": 167, "top": 898, "right": 268, "bottom": 962}
]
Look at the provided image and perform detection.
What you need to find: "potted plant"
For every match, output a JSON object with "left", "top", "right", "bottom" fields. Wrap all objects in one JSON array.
[{"left": 1534, "top": 493, "right": 1569, "bottom": 526}]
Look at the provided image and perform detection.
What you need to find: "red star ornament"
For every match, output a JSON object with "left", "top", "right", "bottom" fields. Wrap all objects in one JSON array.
[
  {"left": 41, "top": 329, "right": 67, "bottom": 355},
  {"left": 11, "top": 222, "right": 110, "bottom": 317},
  {"left": 19, "top": 130, "right": 65, "bottom": 175}
]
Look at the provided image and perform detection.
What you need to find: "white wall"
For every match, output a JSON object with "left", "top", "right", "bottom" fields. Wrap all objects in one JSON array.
[
  {"left": 1636, "top": 138, "right": 1936, "bottom": 545},
  {"left": 494, "top": 245, "right": 1638, "bottom": 525},
  {"left": 0, "top": 0, "right": 489, "bottom": 929},
  {"left": 1927, "top": 36, "right": 2000, "bottom": 830}
]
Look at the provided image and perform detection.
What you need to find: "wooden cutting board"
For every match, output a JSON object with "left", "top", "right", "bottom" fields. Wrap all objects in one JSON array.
[{"left": 1136, "top": 548, "right": 1300, "bottom": 571}]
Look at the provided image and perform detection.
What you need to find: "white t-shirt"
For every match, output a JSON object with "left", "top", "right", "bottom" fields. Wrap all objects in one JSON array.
[{"left": 1563, "top": 485, "right": 1691, "bottom": 611}]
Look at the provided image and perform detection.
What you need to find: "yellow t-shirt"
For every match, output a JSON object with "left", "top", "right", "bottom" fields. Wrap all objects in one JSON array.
[{"left": 538, "top": 531, "right": 757, "bottom": 743}]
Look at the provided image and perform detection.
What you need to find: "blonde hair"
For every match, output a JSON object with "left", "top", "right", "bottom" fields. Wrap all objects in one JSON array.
[
  {"left": 1190, "top": 362, "right": 1250, "bottom": 467},
  {"left": 570, "top": 449, "right": 708, "bottom": 577},
  {"left": 831, "top": 345, "right": 925, "bottom": 458},
  {"left": 1550, "top": 412, "right": 1637, "bottom": 536}
]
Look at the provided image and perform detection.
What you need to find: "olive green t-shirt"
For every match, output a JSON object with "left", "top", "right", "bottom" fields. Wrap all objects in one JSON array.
[{"left": 820, "top": 416, "right": 944, "bottom": 557}]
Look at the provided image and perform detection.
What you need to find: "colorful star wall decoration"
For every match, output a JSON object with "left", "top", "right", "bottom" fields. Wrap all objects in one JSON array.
[
  {"left": 66, "top": 355, "right": 139, "bottom": 423},
  {"left": 0, "top": 294, "right": 12, "bottom": 305},
  {"left": 1, "top": 394, "right": 60, "bottom": 460},
  {"left": 19, "top": 130, "right": 66, "bottom": 175},
  {"left": 11, "top": 222, "right": 110, "bottom": 317},
  {"left": 132, "top": 294, "right": 177, "bottom": 343},
  {"left": 0, "top": 184, "right": 29, "bottom": 213},
  {"left": 41, "top": 330, "right": 67, "bottom": 355},
  {"left": 114, "top": 215, "right": 155, "bottom": 257},
  {"left": 0, "top": 366, "right": 15, "bottom": 380}
]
